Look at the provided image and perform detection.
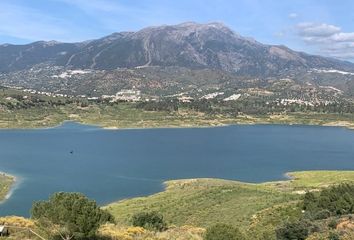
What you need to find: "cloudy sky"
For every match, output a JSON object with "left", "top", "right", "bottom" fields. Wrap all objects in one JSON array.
[{"left": 1, "top": 0, "right": 354, "bottom": 61}]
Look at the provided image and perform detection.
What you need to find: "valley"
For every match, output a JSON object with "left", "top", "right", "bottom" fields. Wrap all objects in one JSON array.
[
  {"left": 0, "top": 22, "right": 353, "bottom": 131},
  {"left": 0, "top": 20, "right": 354, "bottom": 240}
]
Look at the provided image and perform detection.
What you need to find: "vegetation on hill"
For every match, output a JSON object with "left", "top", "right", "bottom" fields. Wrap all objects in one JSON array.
[
  {"left": 303, "top": 184, "right": 354, "bottom": 217},
  {"left": 204, "top": 224, "right": 244, "bottom": 240},
  {"left": 97, "top": 224, "right": 205, "bottom": 240},
  {"left": 2, "top": 171, "right": 354, "bottom": 239},
  {"left": 31, "top": 192, "right": 114, "bottom": 240},
  {"left": 131, "top": 212, "right": 167, "bottom": 232},
  {"left": 136, "top": 97, "right": 354, "bottom": 116},
  {"left": 105, "top": 171, "right": 354, "bottom": 239},
  {"left": 276, "top": 183, "right": 354, "bottom": 240},
  {"left": 0, "top": 87, "right": 353, "bottom": 129},
  {"left": 276, "top": 220, "right": 311, "bottom": 240}
]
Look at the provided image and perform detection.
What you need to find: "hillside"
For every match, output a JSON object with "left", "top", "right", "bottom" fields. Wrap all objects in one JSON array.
[
  {"left": 0, "top": 87, "right": 353, "bottom": 129},
  {"left": 2, "top": 171, "right": 354, "bottom": 239},
  {"left": 1, "top": 22, "right": 354, "bottom": 75},
  {"left": 105, "top": 171, "right": 354, "bottom": 239},
  {"left": 1, "top": 22, "right": 354, "bottom": 97}
]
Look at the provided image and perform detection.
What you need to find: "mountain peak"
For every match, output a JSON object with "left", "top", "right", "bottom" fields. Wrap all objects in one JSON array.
[
  {"left": 176, "top": 21, "right": 226, "bottom": 28},
  {"left": 175, "top": 21, "right": 232, "bottom": 32},
  {"left": 137, "top": 22, "right": 234, "bottom": 33}
]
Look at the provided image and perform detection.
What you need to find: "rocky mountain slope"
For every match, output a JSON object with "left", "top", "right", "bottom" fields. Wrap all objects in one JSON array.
[
  {"left": 0, "top": 22, "right": 354, "bottom": 96},
  {"left": 2, "top": 22, "right": 354, "bottom": 75}
]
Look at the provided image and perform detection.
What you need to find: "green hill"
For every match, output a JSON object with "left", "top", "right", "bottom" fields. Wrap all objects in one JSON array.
[
  {"left": 105, "top": 171, "right": 354, "bottom": 239},
  {"left": 2, "top": 171, "right": 354, "bottom": 239}
]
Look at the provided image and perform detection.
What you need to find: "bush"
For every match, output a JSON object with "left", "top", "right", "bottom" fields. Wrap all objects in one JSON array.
[
  {"left": 31, "top": 192, "right": 114, "bottom": 240},
  {"left": 328, "top": 231, "right": 340, "bottom": 240},
  {"left": 131, "top": 212, "right": 167, "bottom": 231},
  {"left": 205, "top": 224, "right": 245, "bottom": 240},
  {"left": 276, "top": 220, "right": 310, "bottom": 240},
  {"left": 328, "top": 219, "right": 337, "bottom": 229},
  {"left": 314, "top": 209, "right": 331, "bottom": 220},
  {"left": 303, "top": 184, "right": 354, "bottom": 217}
]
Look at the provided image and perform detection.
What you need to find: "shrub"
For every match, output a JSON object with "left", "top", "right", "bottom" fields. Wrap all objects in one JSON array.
[
  {"left": 303, "top": 184, "right": 354, "bottom": 217},
  {"left": 204, "top": 224, "right": 245, "bottom": 240},
  {"left": 31, "top": 192, "right": 114, "bottom": 240},
  {"left": 131, "top": 211, "right": 167, "bottom": 231},
  {"left": 276, "top": 220, "right": 310, "bottom": 240},
  {"left": 328, "top": 231, "right": 340, "bottom": 240},
  {"left": 313, "top": 209, "right": 331, "bottom": 220},
  {"left": 328, "top": 219, "right": 337, "bottom": 229}
]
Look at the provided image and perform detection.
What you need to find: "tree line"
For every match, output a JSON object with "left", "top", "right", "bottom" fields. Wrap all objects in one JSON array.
[
  {"left": 136, "top": 98, "right": 354, "bottom": 115},
  {"left": 276, "top": 184, "right": 354, "bottom": 240}
]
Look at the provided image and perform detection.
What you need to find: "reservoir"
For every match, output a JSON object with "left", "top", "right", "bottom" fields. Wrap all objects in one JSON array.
[{"left": 0, "top": 122, "right": 354, "bottom": 216}]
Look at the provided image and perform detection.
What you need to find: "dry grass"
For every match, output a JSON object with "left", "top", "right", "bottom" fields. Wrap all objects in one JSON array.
[{"left": 98, "top": 224, "right": 204, "bottom": 240}]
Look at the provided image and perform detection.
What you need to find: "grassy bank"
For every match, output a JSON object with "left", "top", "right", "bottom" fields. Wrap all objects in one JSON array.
[
  {"left": 0, "top": 173, "right": 15, "bottom": 201},
  {"left": 1, "top": 171, "right": 354, "bottom": 239},
  {"left": 0, "top": 102, "right": 353, "bottom": 130},
  {"left": 105, "top": 171, "right": 354, "bottom": 239}
]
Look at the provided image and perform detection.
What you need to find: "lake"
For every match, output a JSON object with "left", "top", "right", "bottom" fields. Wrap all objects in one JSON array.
[{"left": 0, "top": 122, "right": 354, "bottom": 217}]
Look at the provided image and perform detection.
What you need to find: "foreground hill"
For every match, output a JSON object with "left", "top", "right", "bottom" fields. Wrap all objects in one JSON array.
[
  {"left": 1, "top": 22, "right": 354, "bottom": 96},
  {"left": 105, "top": 171, "right": 354, "bottom": 239},
  {"left": 2, "top": 171, "right": 354, "bottom": 239}
]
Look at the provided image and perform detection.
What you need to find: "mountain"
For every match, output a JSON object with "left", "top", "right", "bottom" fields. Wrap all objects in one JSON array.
[
  {"left": 2, "top": 22, "right": 354, "bottom": 75},
  {"left": 0, "top": 22, "right": 354, "bottom": 96}
]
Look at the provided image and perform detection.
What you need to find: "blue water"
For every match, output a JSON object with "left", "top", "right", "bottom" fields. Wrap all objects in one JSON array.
[{"left": 0, "top": 122, "right": 354, "bottom": 217}]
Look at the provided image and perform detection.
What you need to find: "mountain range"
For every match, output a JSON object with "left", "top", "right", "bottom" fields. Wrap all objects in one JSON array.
[{"left": 0, "top": 22, "right": 354, "bottom": 96}]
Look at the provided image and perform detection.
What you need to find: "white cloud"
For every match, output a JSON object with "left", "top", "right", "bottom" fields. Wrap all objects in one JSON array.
[
  {"left": 296, "top": 22, "right": 354, "bottom": 60},
  {"left": 275, "top": 31, "right": 285, "bottom": 37},
  {"left": 297, "top": 22, "right": 340, "bottom": 37},
  {"left": 331, "top": 32, "right": 354, "bottom": 42},
  {"left": 321, "top": 49, "right": 354, "bottom": 59},
  {"left": 288, "top": 13, "right": 298, "bottom": 19}
]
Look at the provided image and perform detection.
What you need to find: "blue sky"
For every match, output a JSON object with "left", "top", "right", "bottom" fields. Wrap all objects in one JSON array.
[{"left": 1, "top": 0, "right": 354, "bottom": 60}]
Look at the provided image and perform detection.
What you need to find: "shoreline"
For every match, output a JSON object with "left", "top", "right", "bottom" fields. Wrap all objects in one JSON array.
[
  {"left": 105, "top": 170, "right": 354, "bottom": 207},
  {"left": 102, "top": 121, "right": 354, "bottom": 131},
  {"left": 0, "top": 171, "right": 17, "bottom": 184},
  {"left": 1, "top": 170, "right": 353, "bottom": 215},
  {"left": 104, "top": 170, "right": 354, "bottom": 227},
  {"left": 0, "top": 117, "right": 352, "bottom": 131},
  {"left": 0, "top": 108, "right": 353, "bottom": 131}
]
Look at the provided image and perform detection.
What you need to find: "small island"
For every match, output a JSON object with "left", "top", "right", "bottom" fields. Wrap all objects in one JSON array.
[{"left": 0, "top": 172, "right": 15, "bottom": 202}]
